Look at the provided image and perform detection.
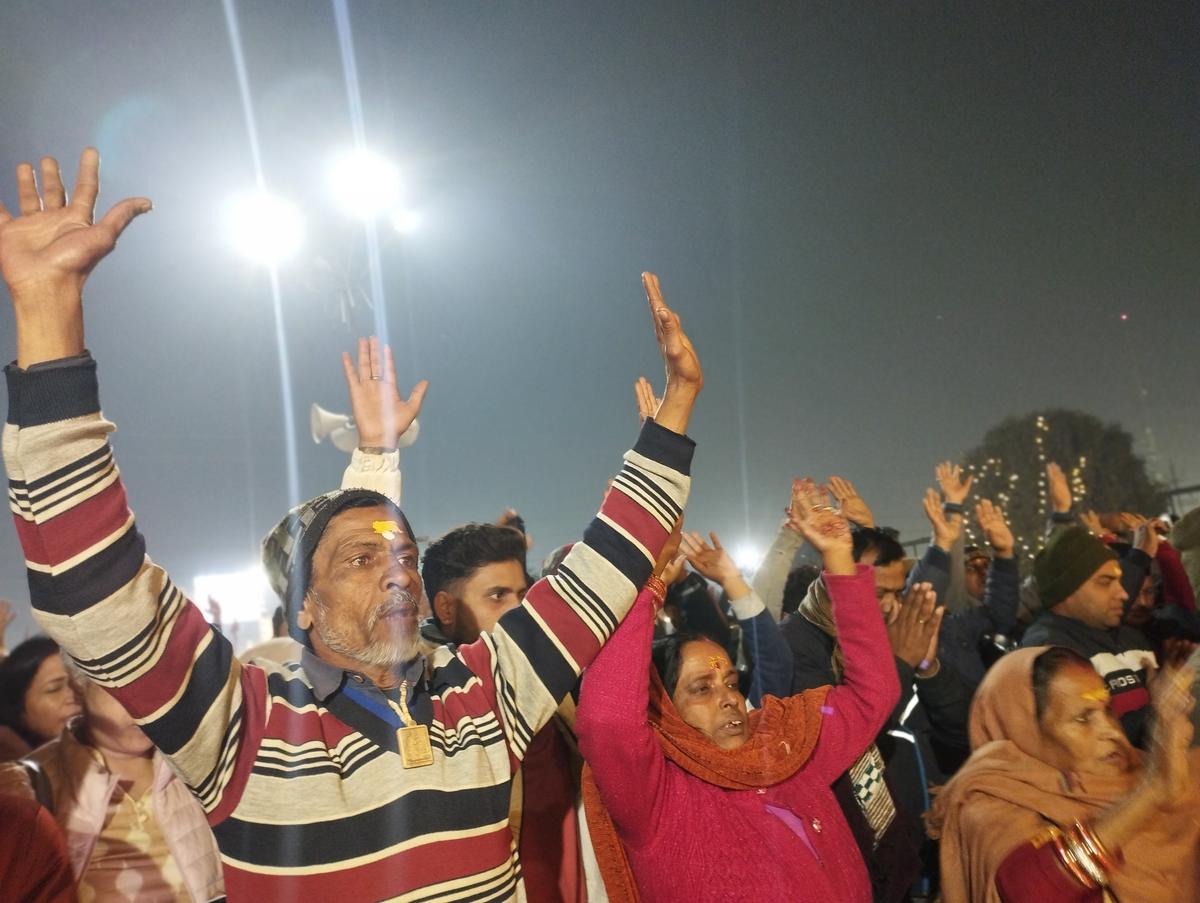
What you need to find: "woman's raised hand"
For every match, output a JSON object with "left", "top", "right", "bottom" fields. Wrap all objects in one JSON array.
[{"left": 788, "top": 480, "right": 855, "bottom": 575}]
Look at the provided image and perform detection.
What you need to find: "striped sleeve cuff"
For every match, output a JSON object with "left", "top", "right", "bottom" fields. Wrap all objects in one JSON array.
[
  {"left": 634, "top": 419, "right": 695, "bottom": 475},
  {"left": 5, "top": 353, "right": 100, "bottom": 427}
]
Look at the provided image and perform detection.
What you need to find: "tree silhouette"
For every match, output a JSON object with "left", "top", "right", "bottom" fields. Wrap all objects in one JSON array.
[{"left": 961, "top": 409, "right": 1166, "bottom": 563}]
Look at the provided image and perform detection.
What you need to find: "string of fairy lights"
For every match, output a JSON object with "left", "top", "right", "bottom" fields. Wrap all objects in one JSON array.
[{"left": 960, "top": 414, "right": 1090, "bottom": 562}]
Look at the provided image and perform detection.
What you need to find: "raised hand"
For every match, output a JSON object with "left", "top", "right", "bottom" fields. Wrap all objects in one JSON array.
[
  {"left": 0, "top": 599, "right": 14, "bottom": 648},
  {"left": 679, "top": 531, "right": 741, "bottom": 585},
  {"left": 634, "top": 376, "right": 662, "bottom": 423},
  {"left": 923, "top": 487, "right": 963, "bottom": 552},
  {"left": 659, "top": 551, "right": 688, "bottom": 587},
  {"left": 642, "top": 272, "right": 702, "bottom": 435},
  {"left": 935, "top": 461, "right": 974, "bottom": 505},
  {"left": 974, "top": 500, "right": 1015, "bottom": 557},
  {"left": 0, "top": 149, "right": 152, "bottom": 367},
  {"left": 341, "top": 336, "right": 428, "bottom": 450},
  {"left": 1132, "top": 518, "right": 1161, "bottom": 559},
  {"left": 1079, "top": 509, "right": 1104, "bottom": 535},
  {"left": 1144, "top": 664, "right": 1195, "bottom": 805},
  {"left": 887, "top": 582, "right": 944, "bottom": 671},
  {"left": 1046, "top": 462, "right": 1072, "bottom": 513},
  {"left": 828, "top": 475, "right": 876, "bottom": 528},
  {"left": 787, "top": 480, "right": 855, "bottom": 575},
  {"left": 495, "top": 508, "right": 534, "bottom": 551}
]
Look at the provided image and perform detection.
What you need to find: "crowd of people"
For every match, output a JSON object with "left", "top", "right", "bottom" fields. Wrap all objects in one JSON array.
[{"left": 0, "top": 149, "right": 1198, "bottom": 902}]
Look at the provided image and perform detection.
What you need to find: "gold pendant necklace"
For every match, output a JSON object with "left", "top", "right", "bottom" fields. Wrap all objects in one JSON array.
[{"left": 388, "top": 680, "right": 433, "bottom": 768}]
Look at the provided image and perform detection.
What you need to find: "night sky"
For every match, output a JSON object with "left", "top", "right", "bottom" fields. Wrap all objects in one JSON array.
[{"left": 1, "top": 1, "right": 1197, "bottom": 640}]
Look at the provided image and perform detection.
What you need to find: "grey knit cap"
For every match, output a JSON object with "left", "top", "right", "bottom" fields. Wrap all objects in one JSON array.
[{"left": 261, "top": 489, "right": 413, "bottom": 645}]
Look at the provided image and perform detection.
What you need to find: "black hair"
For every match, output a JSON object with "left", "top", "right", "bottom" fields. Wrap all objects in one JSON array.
[
  {"left": 651, "top": 631, "right": 713, "bottom": 697},
  {"left": 421, "top": 523, "right": 529, "bottom": 620},
  {"left": 271, "top": 605, "right": 286, "bottom": 637},
  {"left": 782, "top": 563, "right": 821, "bottom": 616},
  {"left": 0, "top": 635, "right": 63, "bottom": 747},
  {"left": 851, "top": 526, "right": 906, "bottom": 565},
  {"left": 1031, "top": 646, "right": 1094, "bottom": 721}
]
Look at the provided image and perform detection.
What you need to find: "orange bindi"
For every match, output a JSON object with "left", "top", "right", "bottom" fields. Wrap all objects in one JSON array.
[{"left": 707, "top": 656, "right": 723, "bottom": 671}]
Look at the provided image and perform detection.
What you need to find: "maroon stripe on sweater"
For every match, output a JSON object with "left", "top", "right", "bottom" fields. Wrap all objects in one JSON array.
[
  {"left": 14, "top": 477, "right": 130, "bottom": 568},
  {"left": 220, "top": 822, "right": 516, "bottom": 899},
  {"left": 207, "top": 665, "right": 268, "bottom": 824},
  {"left": 112, "top": 602, "right": 214, "bottom": 717},
  {"left": 601, "top": 485, "right": 670, "bottom": 552}
]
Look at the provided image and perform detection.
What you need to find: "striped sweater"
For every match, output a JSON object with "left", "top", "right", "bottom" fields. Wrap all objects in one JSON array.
[{"left": 4, "top": 355, "right": 693, "bottom": 902}]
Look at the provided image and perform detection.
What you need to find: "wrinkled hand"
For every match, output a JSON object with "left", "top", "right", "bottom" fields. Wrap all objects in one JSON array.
[
  {"left": 887, "top": 582, "right": 944, "bottom": 669},
  {"left": 634, "top": 376, "right": 661, "bottom": 423},
  {"left": 0, "top": 150, "right": 152, "bottom": 367},
  {"left": 935, "top": 461, "right": 974, "bottom": 505},
  {"left": 829, "top": 475, "right": 875, "bottom": 528},
  {"left": 342, "top": 336, "right": 428, "bottom": 449},
  {"left": 1046, "top": 462, "right": 1072, "bottom": 513},
  {"left": 1144, "top": 665, "right": 1195, "bottom": 805},
  {"left": 0, "top": 149, "right": 151, "bottom": 297},
  {"left": 788, "top": 480, "right": 855, "bottom": 573},
  {"left": 975, "top": 499, "right": 1014, "bottom": 557},
  {"left": 923, "top": 488, "right": 963, "bottom": 551},
  {"left": 680, "top": 531, "right": 741, "bottom": 586}
]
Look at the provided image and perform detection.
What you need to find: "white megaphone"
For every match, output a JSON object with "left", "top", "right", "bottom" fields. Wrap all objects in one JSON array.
[{"left": 310, "top": 404, "right": 420, "bottom": 453}]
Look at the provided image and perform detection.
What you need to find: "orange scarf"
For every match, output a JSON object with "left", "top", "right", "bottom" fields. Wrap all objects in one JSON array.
[{"left": 581, "top": 666, "right": 829, "bottom": 901}]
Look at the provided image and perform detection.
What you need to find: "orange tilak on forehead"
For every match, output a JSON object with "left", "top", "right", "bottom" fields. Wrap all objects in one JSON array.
[
  {"left": 707, "top": 655, "right": 723, "bottom": 671},
  {"left": 1080, "top": 687, "right": 1110, "bottom": 703}
]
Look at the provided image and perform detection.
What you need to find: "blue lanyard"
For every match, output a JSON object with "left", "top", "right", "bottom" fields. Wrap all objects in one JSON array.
[{"left": 343, "top": 683, "right": 409, "bottom": 728}]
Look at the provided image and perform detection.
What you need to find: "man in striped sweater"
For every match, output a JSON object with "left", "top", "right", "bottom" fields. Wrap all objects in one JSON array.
[{"left": 0, "top": 149, "right": 703, "bottom": 901}]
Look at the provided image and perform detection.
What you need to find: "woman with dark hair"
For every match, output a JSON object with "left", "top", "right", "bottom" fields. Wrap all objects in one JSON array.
[
  {"left": 927, "top": 645, "right": 1200, "bottom": 901},
  {"left": 0, "top": 636, "right": 80, "bottom": 759},
  {"left": 576, "top": 485, "right": 900, "bottom": 901}
]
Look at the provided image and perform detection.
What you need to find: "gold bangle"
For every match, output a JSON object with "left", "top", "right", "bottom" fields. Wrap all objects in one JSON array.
[{"left": 1051, "top": 830, "right": 1098, "bottom": 889}]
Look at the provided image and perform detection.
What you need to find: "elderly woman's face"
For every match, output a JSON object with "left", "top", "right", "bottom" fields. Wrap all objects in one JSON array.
[
  {"left": 671, "top": 640, "right": 749, "bottom": 750},
  {"left": 1039, "top": 665, "right": 1133, "bottom": 778},
  {"left": 23, "top": 655, "right": 81, "bottom": 744}
]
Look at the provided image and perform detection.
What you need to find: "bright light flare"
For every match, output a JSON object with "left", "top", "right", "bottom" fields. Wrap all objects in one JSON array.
[
  {"left": 194, "top": 567, "right": 274, "bottom": 640},
  {"left": 390, "top": 208, "right": 422, "bottom": 235},
  {"left": 732, "top": 543, "right": 764, "bottom": 574},
  {"left": 329, "top": 148, "right": 401, "bottom": 219},
  {"left": 225, "top": 192, "right": 304, "bottom": 265}
]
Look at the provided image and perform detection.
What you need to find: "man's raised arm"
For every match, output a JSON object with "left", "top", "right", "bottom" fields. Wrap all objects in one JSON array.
[{"left": 1, "top": 151, "right": 253, "bottom": 821}]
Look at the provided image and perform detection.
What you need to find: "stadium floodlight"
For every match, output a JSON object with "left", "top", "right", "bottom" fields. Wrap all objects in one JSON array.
[
  {"left": 225, "top": 192, "right": 304, "bottom": 265},
  {"left": 329, "top": 148, "right": 401, "bottom": 220}
]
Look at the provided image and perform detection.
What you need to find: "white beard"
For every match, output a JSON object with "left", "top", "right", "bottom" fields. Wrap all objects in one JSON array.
[{"left": 312, "top": 590, "right": 421, "bottom": 670}]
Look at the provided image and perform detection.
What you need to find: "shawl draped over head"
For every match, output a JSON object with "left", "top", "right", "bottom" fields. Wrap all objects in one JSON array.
[
  {"left": 926, "top": 646, "right": 1200, "bottom": 903},
  {"left": 581, "top": 664, "right": 829, "bottom": 902}
]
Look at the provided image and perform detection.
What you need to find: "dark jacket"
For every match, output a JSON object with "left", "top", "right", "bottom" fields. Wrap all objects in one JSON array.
[
  {"left": 1020, "top": 612, "right": 1156, "bottom": 747},
  {"left": 907, "top": 545, "right": 1019, "bottom": 688}
]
